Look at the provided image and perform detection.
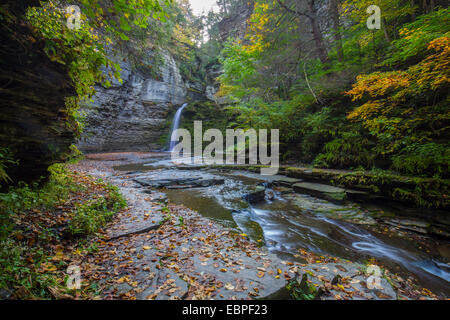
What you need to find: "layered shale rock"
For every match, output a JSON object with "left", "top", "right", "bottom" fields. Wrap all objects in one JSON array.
[
  {"left": 0, "top": 0, "right": 76, "bottom": 183},
  {"left": 77, "top": 50, "right": 188, "bottom": 153}
]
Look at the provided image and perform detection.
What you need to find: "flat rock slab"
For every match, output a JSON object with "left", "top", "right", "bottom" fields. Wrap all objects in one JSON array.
[
  {"left": 191, "top": 252, "right": 289, "bottom": 299},
  {"left": 105, "top": 179, "right": 166, "bottom": 240},
  {"left": 133, "top": 170, "right": 225, "bottom": 189},
  {"left": 293, "top": 182, "right": 347, "bottom": 202},
  {"left": 293, "top": 182, "right": 345, "bottom": 194},
  {"left": 384, "top": 218, "right": 431, "bottom": 235},
  {"left": 271, "top": 176, "right": 303, "bottom": 187},
  {"left": 79, "top": 163, "right": 398, "bottom": 301}
]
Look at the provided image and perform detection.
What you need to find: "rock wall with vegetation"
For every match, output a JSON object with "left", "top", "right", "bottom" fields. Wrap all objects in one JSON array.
[
  {"left": 0, "top": 0, "right": 76, "bottom": 183},
  {"left": 76, "top": 1, "right": 215, "bottom": 153},
  {"left": 159, "top": 101, "right": 232, "bottom": 148},
  {"left": 77, "top": 50, "right": 188, "bottom": 153}
]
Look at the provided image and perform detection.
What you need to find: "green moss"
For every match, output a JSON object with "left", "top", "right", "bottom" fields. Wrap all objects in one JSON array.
[
  {"left": 331, "top": 170, "right": 449, "bottom": 209},
  {"left": 207, "top": 164, "right": 449, "bottom": 209}
]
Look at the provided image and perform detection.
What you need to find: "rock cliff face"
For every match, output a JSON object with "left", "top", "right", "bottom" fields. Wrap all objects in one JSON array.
[
  {"left": 0, "top": 0, "right": 76, "bottom": 183},
  {"left": 217, "top": 2, "right": 254, "bottom": 42},
  {"left": 77, "top": 51, "right": 188, "bottom": 153},
  {"left": 77, "top": 2, "right": 256, "bottom": 153}
]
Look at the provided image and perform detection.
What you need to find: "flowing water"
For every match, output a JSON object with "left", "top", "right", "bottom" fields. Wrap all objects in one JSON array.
[
  {"left": 115, "top": 157, "right": 450, "bottom": 296},
  {"left": 169, "top": 103, "right": 188, "bottom": 152}
]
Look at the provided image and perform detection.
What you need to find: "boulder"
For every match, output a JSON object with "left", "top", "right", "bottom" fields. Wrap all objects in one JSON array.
[{"left": 243, "top": 185, "right": 266, "bottom": 203}]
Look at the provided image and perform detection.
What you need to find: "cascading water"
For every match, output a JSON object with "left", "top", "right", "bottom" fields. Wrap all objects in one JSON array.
[
  {"left": 169, "top": 103, "right": 188, "bottom": 152},
  {"left": 113, "top": 161, "right": 450, "bottom": 295}
]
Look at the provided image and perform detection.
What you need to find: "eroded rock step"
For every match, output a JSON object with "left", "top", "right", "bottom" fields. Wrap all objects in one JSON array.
[{"left": 97, "top": 171, "right": 398, "bottom": 300}]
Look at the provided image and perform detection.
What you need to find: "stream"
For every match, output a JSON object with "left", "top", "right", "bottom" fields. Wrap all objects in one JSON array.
[{"left": 114, "top": 155, "right": 450, "bottom": 297}]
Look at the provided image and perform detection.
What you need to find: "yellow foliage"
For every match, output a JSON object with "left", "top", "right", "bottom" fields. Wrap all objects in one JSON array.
[
  {"left": 242, "top": 1, "right": 275, "bottom": 54},
  {"left": 411, "top": 36, "right": 450, "bottom": 90},
  {"left": 346, "top": 36, "right": 449, "bottom": 150},
  {"left": 346, "top": 71, "right": 410, "bottom": 101}
]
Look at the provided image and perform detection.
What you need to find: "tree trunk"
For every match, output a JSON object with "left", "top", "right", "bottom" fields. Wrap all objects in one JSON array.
[
  {"left": 329, "top": 0, "right": 344, "bottom": 61},
  {"left": 410, "top": 0, "right": 416, "bottom": 21},
  {"left": 382, "top": 18, "right": 391, "bottom": 42},
  {"left": 277, "top": 0, "right": 329, "bottom": 63},
  {"left": 306, "top": 0, "right": 328, "bottom": 64},
  {"left": 219, "top": 0, "right": 228, "bottom": 15},
  {"left": 423, "top": 0, "right": 428, "bottom": 13}
]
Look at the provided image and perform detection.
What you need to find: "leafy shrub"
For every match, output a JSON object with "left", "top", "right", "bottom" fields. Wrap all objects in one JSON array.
[
  {"left": 0, "top": 164, "right": 127, "bottom": 298},
  {"left": 0, "top": 239, "right": 57, "bottom": 298},
  {"left": 392, "top": 143, "right": 450, "bottom": 177},
  {"left": 68, "top": 185, "right": 126, "bottom": 236},
  {"left": 0, "top": 147, "right": 17, "bottom": 186},
  {"left": 314, "top": 131, "right": 376, "bottom": 169},
  {"left": 383, "top": 8, "right": 450, "bottom": 67}
]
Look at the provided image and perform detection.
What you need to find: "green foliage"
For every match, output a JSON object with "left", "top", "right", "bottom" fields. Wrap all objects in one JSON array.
[
  {"left": 0, "top": 239, "right": 57, "bottom": 298},
  {"left": 332, "top": 169, "right": 450, "bottom": 208},
  {"left": 69, "top": 185, "right": 126, "bottom": 236},
  {"left": 216, "top": 2, "right": 449, "bottom": 180},
  {"left": 26, "top": 2, "right": 116, "bottom": 99},
  {"left": 347, "top": 32, "right": 449, "bottom": 176},
  {"left": 0, "top": 147, "right": 17, "bottom": 186},
  {"left": 218, "top": 39, "right": 261, "bottom": 100},
  {"left": 0, "top": 164, "right": 77, "bottom": 242},
  {"left": 22, "top": 0, "right": 172, "bottom": 137},
  {"left": 66, "top": 145, "right": 84, "bottom": 164},
  {"left": 383, "top": 8, "right": 450, "bottom": 67},
  {"left": 287, "top": 274, "right": 320, "bottom": 300},
  {"left": 314, "top": 131, "right": 375, "bottom": 169},
  {"left": 392, "top": 143, "right": 450, "bottom": 177},
  {"left": 77, "top": 0, "right": 171, "bottom": 40}
]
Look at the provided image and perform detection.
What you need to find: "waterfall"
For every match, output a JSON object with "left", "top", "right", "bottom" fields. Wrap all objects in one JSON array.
[{"left": 169, "top": 103, "right": 188, "bottom": 152}]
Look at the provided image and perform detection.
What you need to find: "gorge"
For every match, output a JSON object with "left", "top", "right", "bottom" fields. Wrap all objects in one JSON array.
[{"left": 0, "top": 0, "right": 448, "bottom": 302}]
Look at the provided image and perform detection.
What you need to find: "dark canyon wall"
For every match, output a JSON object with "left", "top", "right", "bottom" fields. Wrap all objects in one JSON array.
[{"left": 0, "top": 0, "right": 76, "bottom": 183}]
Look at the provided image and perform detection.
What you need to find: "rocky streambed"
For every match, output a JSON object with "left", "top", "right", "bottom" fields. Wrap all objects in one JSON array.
[{"left": 74, "top": 153, "right": 450, "bottom": 299}]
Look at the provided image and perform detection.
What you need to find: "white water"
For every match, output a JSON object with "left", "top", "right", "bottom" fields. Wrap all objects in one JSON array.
[{"left": 169, "top": 103, "right": 188, "bottom": 152}]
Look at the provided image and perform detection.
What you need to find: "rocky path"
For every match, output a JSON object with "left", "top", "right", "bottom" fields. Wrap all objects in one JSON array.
[{"left": 71, "top": 153, "right": 404, "bottom": 300}]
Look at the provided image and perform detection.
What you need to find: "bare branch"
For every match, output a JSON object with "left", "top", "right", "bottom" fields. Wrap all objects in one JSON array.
[{"left": 276, "top": 0, "right": 312, "bottom": 20}]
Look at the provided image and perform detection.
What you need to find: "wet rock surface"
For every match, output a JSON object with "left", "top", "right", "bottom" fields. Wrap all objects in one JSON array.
[
  {"left": 293, "top": 182, "right": 347, "bottom": 202},
  {"left": 133, "top": 170, "right": 225, "bottom": 189},
  {"left": 243, "top": 186, "right": 267, "bottom": 204},
  {"left": 293, "top": 263, "right": 397, "bottom": 300},
  {"left": 73, "top": 154, "right": 449, "bottom": 299}
]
